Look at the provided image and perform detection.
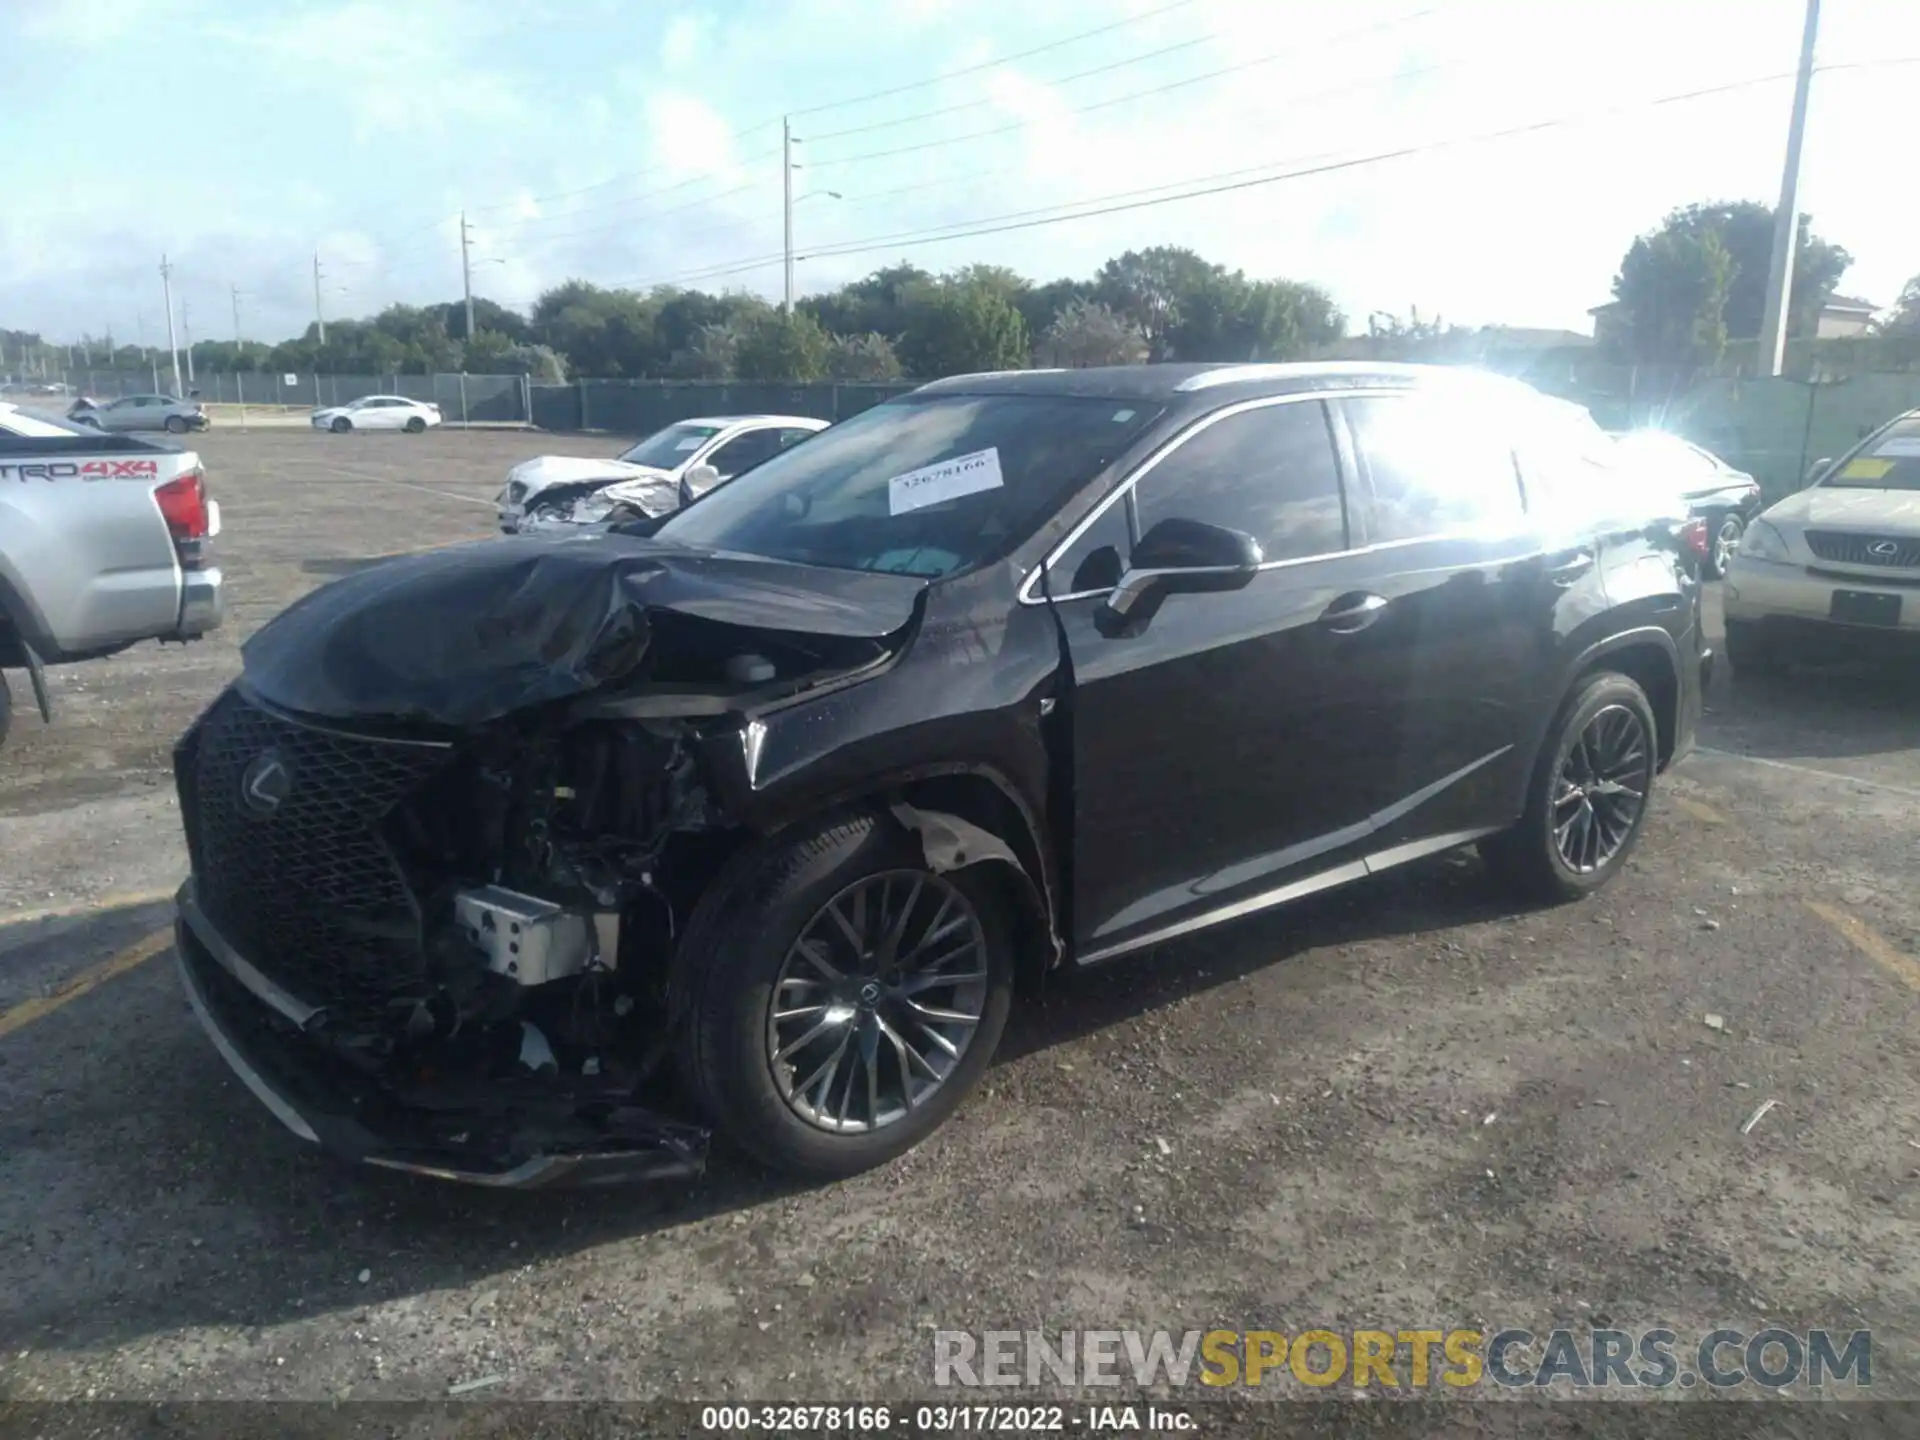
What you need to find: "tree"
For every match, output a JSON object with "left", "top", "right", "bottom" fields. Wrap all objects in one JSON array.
[
  {"left": 444, "top": 297, "right": 529, "bottom": 343},
  {"left": 665, "top": 322, "right": 742, "bottom": 379},
  {"left": 1090, "top": 247, "right": 1342, "bottom": 362},
  {"left": 1017, "top": 277, "right": 1094, "bottom": 345},
  {"left": 1035, "top": 299, "right": 1146, "bottom": 368},
  {"left": 896, "top": 274, "right": 1030, "bottom": 377},
  {"left": 826, "top": 332, "right": 904, "bottom": 381},
  {"left": 733, "top": 311, "right": 831, "bottom": 382},
  {"left": 1878, "top": 274, "right": 1920, "bottom": 337},
  {"left": 1094, "top": 246, "right": 1215, "bottom": 360},
  {"left": 802, "top": 263, "right": 933, "bottom": 340},
  {"left": 1613, "top": 202, "right": 1851, "bottom": 344},
  {"left": 1610, "top": 228, "right": 1734, "bottom": 366},
  {"left": 463, "top": 328, "right": 568, "bottom": 380}
]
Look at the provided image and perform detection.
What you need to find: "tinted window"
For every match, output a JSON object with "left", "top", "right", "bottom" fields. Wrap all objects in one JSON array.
[
  {"left": 1053, "top": 502, "right": 1131, "bottom": 595},
  {"left": 1346, "top": 394, "right": 1524, "bottom": 541},
  {"left": 707, "top": 428, "right": 784, "bottom": 476},
  {"left": 777, "top": 427, "right": 818, "bottom": 449},
  {"left": 1134, "top": 400, "right": 1346, "bottom": 562},
  {"left": 656, "top": 394, "right": 1163, "bottom": 578}
]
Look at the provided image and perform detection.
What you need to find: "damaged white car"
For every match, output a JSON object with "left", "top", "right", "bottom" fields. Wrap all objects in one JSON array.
[{"left": 498, "top": 415, "right": 827, "bottom": 533}]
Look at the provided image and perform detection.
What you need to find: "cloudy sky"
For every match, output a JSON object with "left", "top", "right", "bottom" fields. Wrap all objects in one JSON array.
[{"left": 4, "top": 0, "right": 1919, "bottom": 350}]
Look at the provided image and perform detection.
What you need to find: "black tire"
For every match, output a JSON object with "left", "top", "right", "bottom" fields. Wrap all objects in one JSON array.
[
  {"left": 164, "top": 415, "right": 188, "bottom": 434},
  {"left": 1723, "top": 619, "right": 1781, "bottom": 676},
  {"left": 330, "top": 416, "right": 351, "bottom": 434},
  {"left": 404, "top": 416, "right": 426, "bottom": 433},
  {"left": 1706, "top": 512, "right": 1744, "bottom": 579},
  {"left": 676, "top": 809, "right": 1016, "bottom": 1179},
  {"left": 1480, "top": 671, "right": 1659, "bottom": 904}
]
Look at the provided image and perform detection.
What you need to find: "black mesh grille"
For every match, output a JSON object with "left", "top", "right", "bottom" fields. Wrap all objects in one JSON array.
[
  {"left": 1805, "top": 530, "right": 1920, "bottom": 568},
  {"left": 183, "top": 689, "right": 453, "bottom": 1011}
]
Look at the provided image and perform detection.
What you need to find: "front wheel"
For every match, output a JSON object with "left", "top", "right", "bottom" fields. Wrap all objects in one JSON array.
[
  {"left": 164, "top": 415, "right": 188, "bottom": 434},
  {"left": 1481, "top": 672, "right": 1658, "bottom": 904},
  {"left": 677, "top": 811, "right": 1015, "bottom": 1178},
  {"left": 330, "top": 416, "right": 351, "bottom": 434},
  {"left": 404, "top": 416, "right": 426, "bottom": 433}
]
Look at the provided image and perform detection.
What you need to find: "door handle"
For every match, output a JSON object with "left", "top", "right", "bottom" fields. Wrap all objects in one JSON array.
[
  {"left": 1319, "top": 592, "right": 1388, "bottom": 633},
  {"left": 1548, "top": 551, "right": 1596, "bottom": 586}
]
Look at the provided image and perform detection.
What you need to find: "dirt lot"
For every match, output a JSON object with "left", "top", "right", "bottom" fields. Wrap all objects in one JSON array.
[{"left": 3, "top": 429, "right": 1920, "bottom": 1407}]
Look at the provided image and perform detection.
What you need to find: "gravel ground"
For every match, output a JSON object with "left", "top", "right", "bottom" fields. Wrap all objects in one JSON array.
[{"left": 2, "top": 429, "right": 1918, "bottom": 1412}]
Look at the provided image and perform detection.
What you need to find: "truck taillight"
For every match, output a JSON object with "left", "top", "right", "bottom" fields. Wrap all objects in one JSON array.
[
  {"left": 156, "top": 468, "right": 210, "bottom": 541},
  {"left": 1681, "top": 517, "right": 1709, "bottom": 561}
]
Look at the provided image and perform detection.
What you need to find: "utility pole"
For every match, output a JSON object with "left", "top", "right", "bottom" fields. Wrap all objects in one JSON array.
[
  {"left": 461, "top": 210, "right": 477, "bottom": 342},
  {"left": 182, "top": 301, "right": 196, "bottom": 385},
  {"left": 1758, "top": 0, "right": 1821, "bottom": 377},
  {"left": 231, "top": 284, "right": 244, "bottom": 354},
  {"left": 159, "top": 254, "right": 183, "bottom": 395},
  {"left": 313, "top": 251, "right": 328, "bottom": 344},
  {"left": 782, "top": 116, "right": 795, "bottom": 315}
]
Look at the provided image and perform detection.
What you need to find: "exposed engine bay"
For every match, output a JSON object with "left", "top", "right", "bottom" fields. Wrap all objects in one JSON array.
[{"left": 176, "top": 536, "right": 928, "bottom": 1184}]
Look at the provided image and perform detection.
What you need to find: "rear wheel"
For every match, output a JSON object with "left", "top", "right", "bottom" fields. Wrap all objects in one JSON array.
[
  {"left": 677, "top": 810, "right": 1015, "bottom": 1178},
  {"left": 1481, "top": 672, "right": 1658, "bottom": 904},
  {"left": 330, "top": 416, "right": 351, "bottom": 434},
  {"left": 404, "top": 416, "right": 426, "bottom": 433},
  {"left": 164, "top": 415, "right": 188, "bottom": 434},
  {"left": 1723, "top": 619, "right": 1782, "bottom": 676}
]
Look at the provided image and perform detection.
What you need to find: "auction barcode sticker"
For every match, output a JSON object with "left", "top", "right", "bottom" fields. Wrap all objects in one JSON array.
[{"left": 888, "top": 447, "right": 1004, "bottom": 516}]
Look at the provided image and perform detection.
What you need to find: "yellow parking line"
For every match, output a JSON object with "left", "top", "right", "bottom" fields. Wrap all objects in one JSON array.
[
  {"left": 1, "top": 886, "right": 178, "bottom": 930},
  {"left": 1669, "top": 796, "right": 1727, "bottom": 825},
  {"left": 0, "top": 928, "right": 174, "bottom": 1040},
  {"left": 1805, "top": 901, "right": 1920, "bottom": 993}
]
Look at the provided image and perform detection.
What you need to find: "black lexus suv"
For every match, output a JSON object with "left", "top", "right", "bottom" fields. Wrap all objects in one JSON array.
[{"left": 172, "top": 363, "right": 1712, "bottom": 1186}]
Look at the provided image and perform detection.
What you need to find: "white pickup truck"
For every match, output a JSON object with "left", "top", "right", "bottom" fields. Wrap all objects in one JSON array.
[{"left": 0, "top": 403, "right": 225, "bottom": 748}]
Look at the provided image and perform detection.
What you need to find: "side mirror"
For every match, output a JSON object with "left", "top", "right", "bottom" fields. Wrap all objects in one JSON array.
[
  {"left": 1805, "top": 457, "right": 1833, "bottom": 485},
  {"left": 1100, "top": 517, "right": 1262, "bottom": 627},
  {"left": 683, "top": 463, "right": 721, "bottom": 497}
]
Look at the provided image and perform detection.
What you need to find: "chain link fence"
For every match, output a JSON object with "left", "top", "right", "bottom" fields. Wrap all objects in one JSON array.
[
  {"left": 52, "top": 370, "right": 534, "bottom": 424},
  {"left": 530, "top": 379, "right": 917, "bottom": 434}
]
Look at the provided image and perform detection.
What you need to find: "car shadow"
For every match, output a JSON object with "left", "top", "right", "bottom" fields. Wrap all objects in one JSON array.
[
  {"left": 1701, "top": 660, "right": 1920, "bottom": 762},
  {"left": 0, "top": 851, "right": 1546, "bottom": 1362}
]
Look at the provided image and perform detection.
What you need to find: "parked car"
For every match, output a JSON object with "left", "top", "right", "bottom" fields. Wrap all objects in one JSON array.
[
  {"left": 1608, "top": 429, "right": 1763, "bottom": 579},
  {"left": 311, "top": 395, "right": 442, "bottom": 434},
  {"left": 1723, "top": 407, "right": 1920, "bottom": 672},
  {"left": 170, "top": 362, "right": 1707, "bottom": 1188},
  {"left": 0, "top": 403, "right": 224, "bottom": 749},
  {"left": 497, "top": 415, "right": 827, "bottom": 533},
  {"left": 69, "top": 392, "right": 209, "bottom": 435}
]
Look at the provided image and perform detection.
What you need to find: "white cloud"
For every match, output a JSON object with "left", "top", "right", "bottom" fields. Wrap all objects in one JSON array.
[
  {"left": 660, "top": 14, "right": 703, "bottom": 67},
  {"left": 646, "top": 92, "right": 740, "bottom": 183}
]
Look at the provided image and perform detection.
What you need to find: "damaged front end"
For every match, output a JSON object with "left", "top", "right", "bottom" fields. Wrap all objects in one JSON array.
[{"left": 172, "top": 535, "right": 925, "bottom": 1186}]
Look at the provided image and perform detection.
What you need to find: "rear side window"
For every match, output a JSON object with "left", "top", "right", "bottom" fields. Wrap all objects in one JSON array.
[
  {"left": 1133, "top": 400, "right": 1347, "bottom": 563},
  {"left": 707, "top": 428, "right": 785, "bottom": 476},
  {"left": 1344, "top": 393, "right": 1525, "bottom": 541}
]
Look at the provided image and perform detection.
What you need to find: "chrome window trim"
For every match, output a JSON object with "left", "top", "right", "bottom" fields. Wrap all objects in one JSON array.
[{"left": 1019, "top": 387, "right": 1421, "bottom": 607}]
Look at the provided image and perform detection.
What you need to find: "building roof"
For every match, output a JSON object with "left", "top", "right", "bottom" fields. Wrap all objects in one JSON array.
[{"left": 1821, "top": 294, "right": 1878, "bottom": 314}]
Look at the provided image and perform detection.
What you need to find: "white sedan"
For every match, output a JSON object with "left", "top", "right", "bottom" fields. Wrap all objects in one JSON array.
[
  {"left": 312, "top": 395, "right": 443, "bottom": 434},
  {"left": 497, "top": 414, "right": 828, "bottom": 533}
]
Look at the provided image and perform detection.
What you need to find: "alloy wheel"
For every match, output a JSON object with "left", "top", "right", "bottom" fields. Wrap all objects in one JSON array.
[
  {"left": 1714, "top": 516, "right": 1742, "bottom": 574},
  {"left": 767, "top": 871, "right": 989, "bottom": 1135},
  {"left": 1551, "top": 704, "right": 1652, "bottom": 874}
]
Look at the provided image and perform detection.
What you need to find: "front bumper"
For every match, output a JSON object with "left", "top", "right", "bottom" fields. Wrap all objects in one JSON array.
[
  {"left": 1724, "top": 555, "right": 1920, "bottom": 633},
  {"left": 174, "top": 880, "right": 709, "bottom": 1188}
]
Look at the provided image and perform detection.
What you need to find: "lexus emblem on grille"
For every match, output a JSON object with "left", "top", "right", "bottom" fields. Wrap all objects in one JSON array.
[
  {"left": 1868, "top": 539, "right": 1900, "bottom": 559},
  {"left": 240, "top": 750, "right": 292, "bottom": 817}
]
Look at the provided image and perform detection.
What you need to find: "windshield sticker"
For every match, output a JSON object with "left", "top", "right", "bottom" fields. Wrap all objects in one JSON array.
[
  {"left": 674, "top": 437, "right": 705, "bottom": 452},
  {"left": 887, "top": 446, "right": 1005, "bottom": 515},
  {"left": 1872, "top": 435, "right": 1920, "bottom": 458},
  {"left": 1839, "top": 456, "right": 1895, "bottom": 481}
]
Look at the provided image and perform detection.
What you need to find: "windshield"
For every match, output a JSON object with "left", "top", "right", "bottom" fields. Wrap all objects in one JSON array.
[
  {"left": 618, "top": 422, "right": 722, "bottom": 469},
  {"left": 653, "top": 393, "right": 1164, "bottom": 578},
  {"left": 1824, "top": 419, "right": 1920, "bottom": 491}
]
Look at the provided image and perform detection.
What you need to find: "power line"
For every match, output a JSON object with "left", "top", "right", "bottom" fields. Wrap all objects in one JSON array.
[
  {"left": 805, "top": 5, "right": 1444, "bottom": 169},
  {"left": 788, "top": 0, "right": 1198, "bottom": 119},
  {"left": 608, "top": 56, "right": 1918, "bottom": 293}
]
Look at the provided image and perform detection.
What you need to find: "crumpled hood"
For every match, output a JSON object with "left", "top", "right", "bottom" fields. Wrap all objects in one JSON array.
[
  {"left": 507, "top": 455, "right": 674, "bottom": 498},
  {"left": 241, "top": 533, "right": 928, "bottom": 726},
  {"left": 1767, "top": 486, "right": 1920, "bottom": 533}
]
